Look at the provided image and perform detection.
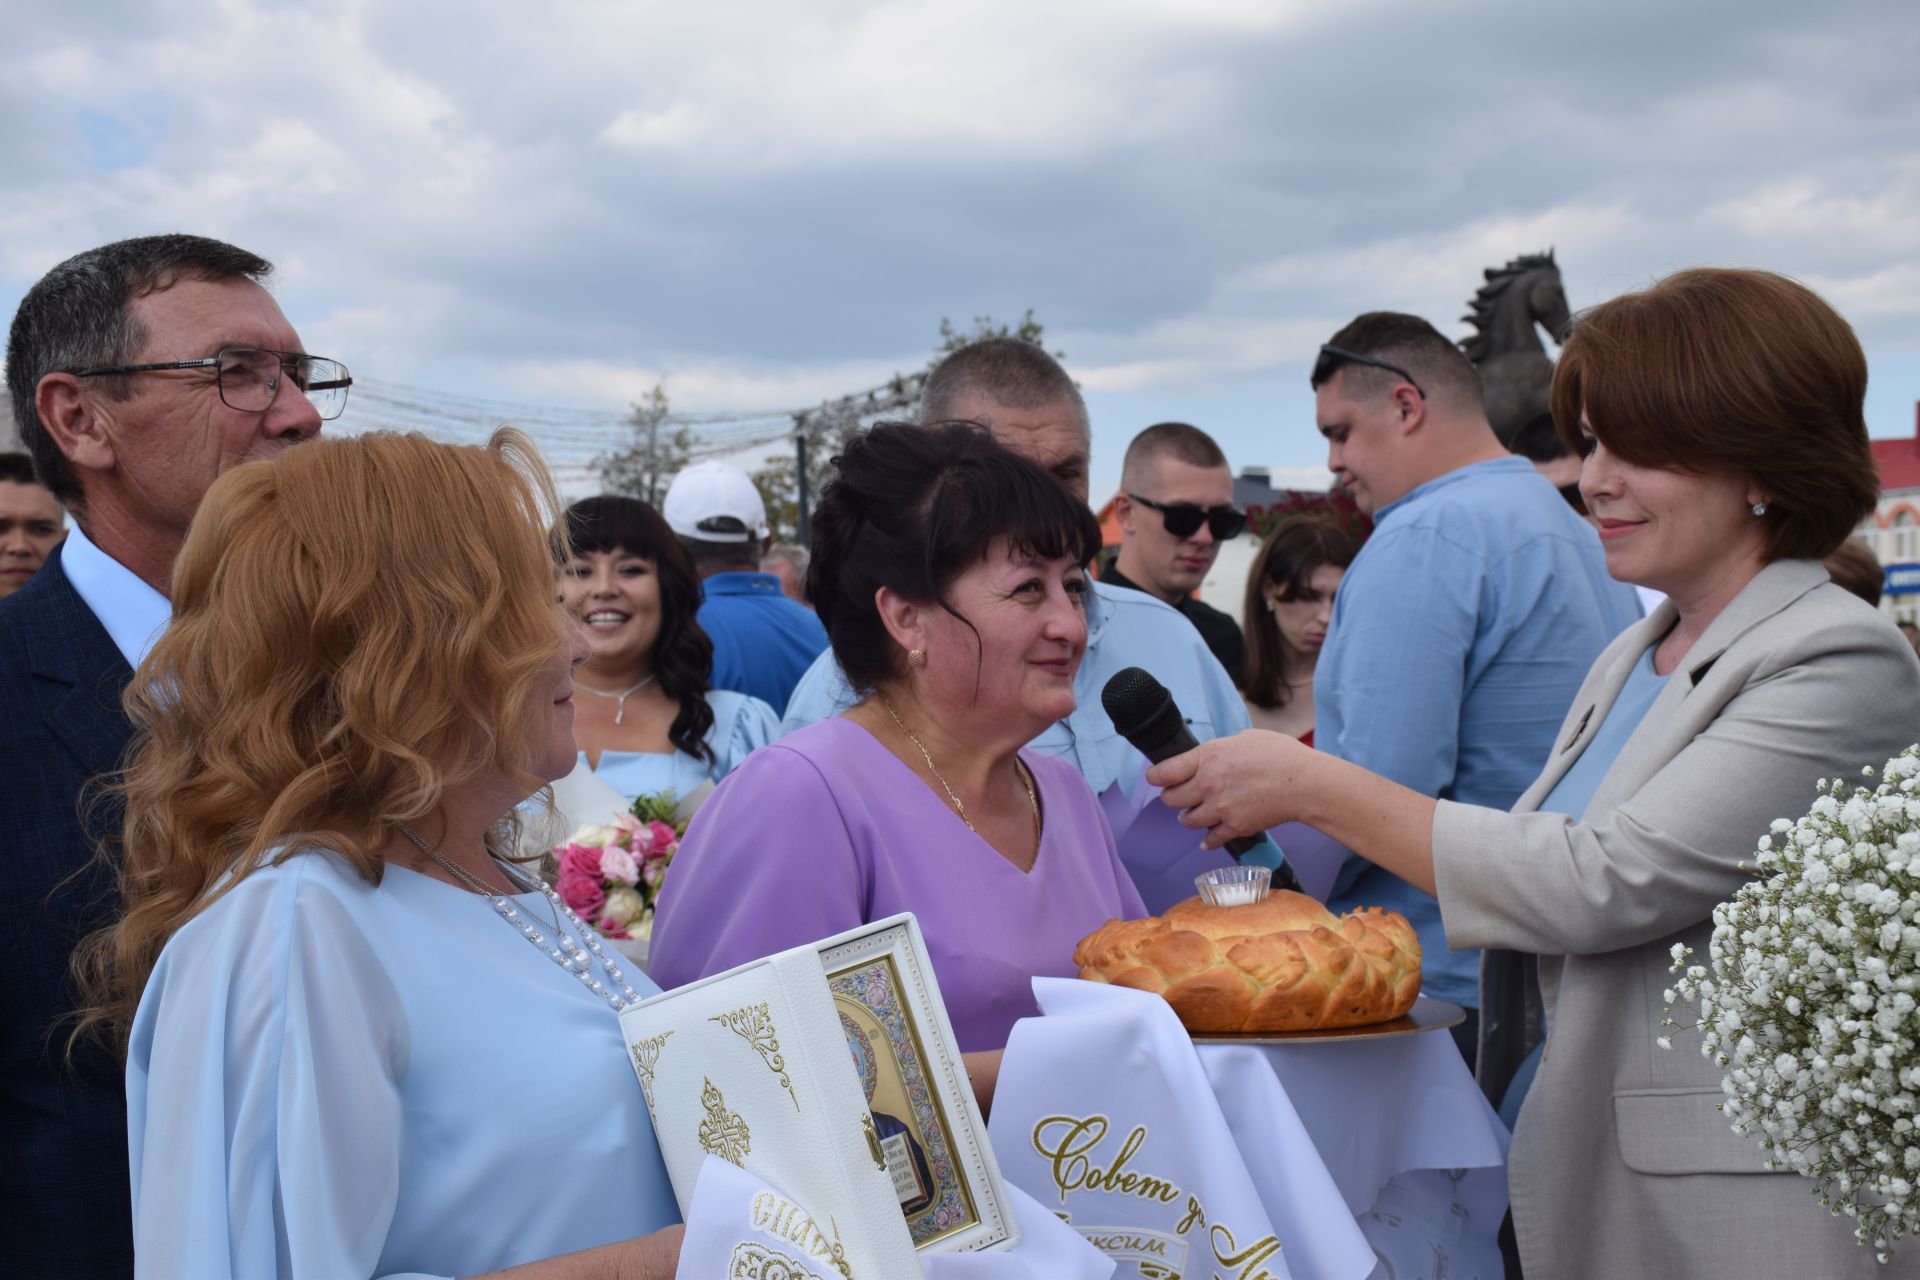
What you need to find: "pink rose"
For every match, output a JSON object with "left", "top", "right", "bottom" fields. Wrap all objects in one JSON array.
[
  {"left": 558, "top": 843, "right": 604, "bottom": 881},
  {"left": 600, "top": 845, "right": 640, "bottom": 887},
  {"left": 646, "top": 821, "right": 679, "bottom": 858},
  {"left": 555, "top": 870, "right": 605, "bottom": 920},
  {"left": 640, "top": 859, "right": 669, "bottom": 894},
  {"left": 611, "top": 812, "right": 644, "bottom": 838}
]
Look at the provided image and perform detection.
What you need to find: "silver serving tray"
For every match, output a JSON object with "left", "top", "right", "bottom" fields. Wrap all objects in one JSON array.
[{"left": 1188, "top": 996, "right": 1466, "bottom": 1045}]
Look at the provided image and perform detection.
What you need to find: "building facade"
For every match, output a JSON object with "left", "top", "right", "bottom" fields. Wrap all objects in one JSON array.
[{"left": 1860, "top": 403, "right": 1920, "bottom": 625}]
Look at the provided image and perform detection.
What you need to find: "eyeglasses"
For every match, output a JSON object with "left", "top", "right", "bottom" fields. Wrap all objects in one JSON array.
[
  {"left": 71, "top": 347, "right": 353, "bottom": 420},
  {"left": 1126, "top": 493, "right": 1248, "bottom": 541},
  {"left": 1311, "top": 345, "right": 1426, "bottom": 400}
]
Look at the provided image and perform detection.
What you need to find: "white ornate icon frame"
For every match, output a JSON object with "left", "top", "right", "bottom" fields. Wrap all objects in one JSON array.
[{"left": 818, "top": 914, "right": 1018, "bottom": 1254}]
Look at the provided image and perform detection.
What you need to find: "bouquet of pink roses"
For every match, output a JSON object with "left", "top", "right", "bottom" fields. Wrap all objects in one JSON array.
[{"left": 553, "top": 809, "right": 680, "bottom": 944}]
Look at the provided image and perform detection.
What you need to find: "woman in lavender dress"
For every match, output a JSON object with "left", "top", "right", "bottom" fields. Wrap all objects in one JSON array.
[{"left": 649, "top": 422, "right": 1148, "bottom": 1073}]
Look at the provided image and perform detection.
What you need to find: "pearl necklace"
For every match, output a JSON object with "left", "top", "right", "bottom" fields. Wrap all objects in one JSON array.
[
  {"left": 876, "top": 693, "right": 1040, "bottom": 844},
  {"left": 573, "top": 672, "right": 657, "bottom": 725},
  {"left": 396, "top": 823, "right": 644, "bottom": 1012}
]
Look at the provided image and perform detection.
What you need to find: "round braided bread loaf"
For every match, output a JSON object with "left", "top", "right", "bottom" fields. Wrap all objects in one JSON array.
[{"left": 1072, "top": 890, "right": 1422, "bottom": 1032}]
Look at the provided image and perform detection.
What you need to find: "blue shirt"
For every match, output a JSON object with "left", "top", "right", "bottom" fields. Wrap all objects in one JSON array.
[
  {"left": 1536, "top": 643, "right": 1669, "bottom": 821},
  {"left": 61, "top": 523, "right": 170, "bottom": 667},
  {"left": 1318, "top": 457, "right": 1641, "bottom": 1007},
  {"left": 696, "top": 571, "right": 829, "bottom": 717},
  {"left": 778, "top": 579, "right": 1251, "bottom": 800}
]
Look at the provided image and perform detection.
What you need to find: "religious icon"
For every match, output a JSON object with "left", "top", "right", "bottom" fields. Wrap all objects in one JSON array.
[{"left": 825, "top": 946, "right": 989, "bottom": 1249}]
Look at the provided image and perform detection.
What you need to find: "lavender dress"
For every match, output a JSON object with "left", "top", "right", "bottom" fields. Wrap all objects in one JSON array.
[{"left": 649, "top": 717, "right": 1147, "bottom": 1051}]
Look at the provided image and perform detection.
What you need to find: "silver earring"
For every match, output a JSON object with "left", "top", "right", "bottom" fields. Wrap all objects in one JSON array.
[{"left": 1752, "top": 503, "right": 1768, "bottom": 517}]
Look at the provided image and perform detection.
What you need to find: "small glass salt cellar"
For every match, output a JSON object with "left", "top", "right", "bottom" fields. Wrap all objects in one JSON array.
[{"left": 1194, "top": 865, "right": 1273, "bottom": 908}]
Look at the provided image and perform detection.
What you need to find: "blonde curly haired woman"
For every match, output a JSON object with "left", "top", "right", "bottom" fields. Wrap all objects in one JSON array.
[{"left": 77, "top": 431, "right": 684, "bottom": 1278}]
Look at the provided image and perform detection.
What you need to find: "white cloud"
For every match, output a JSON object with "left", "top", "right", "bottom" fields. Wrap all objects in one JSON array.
[
  {"left": 1, "top": 0, "right": 1917, "bottom": 495},
  {"left": 497, "top": 354, "right": 921, "bottom": 413},
  {"left": 600, "top": 102, "right": 705, "bottom": 152}
]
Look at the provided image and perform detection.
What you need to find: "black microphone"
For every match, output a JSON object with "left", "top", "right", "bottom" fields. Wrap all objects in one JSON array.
[{"left": 1102, "top": 666, "right": 1302, "bottom": 892}]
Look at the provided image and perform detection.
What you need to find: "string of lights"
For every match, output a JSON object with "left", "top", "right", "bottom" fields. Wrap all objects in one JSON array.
[{"left": 335, "top": 369, "right": 931, "bottom": 517}]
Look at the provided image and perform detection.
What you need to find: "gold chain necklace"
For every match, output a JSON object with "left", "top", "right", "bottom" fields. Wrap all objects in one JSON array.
[{"left": 877, "top": 693, "right": 1039, "bottom": 843}]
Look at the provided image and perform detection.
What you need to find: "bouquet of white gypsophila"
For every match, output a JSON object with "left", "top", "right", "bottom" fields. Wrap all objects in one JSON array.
[{"left": 1665, "top": 745, "right": 1920, "bottom": 1262}]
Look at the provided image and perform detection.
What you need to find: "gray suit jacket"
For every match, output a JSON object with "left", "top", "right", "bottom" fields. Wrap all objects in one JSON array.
[{"left": 1432, "top": 560, "right": 1920, "bottom": 1280}]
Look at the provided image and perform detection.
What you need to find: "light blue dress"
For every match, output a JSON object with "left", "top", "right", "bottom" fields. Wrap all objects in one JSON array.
[
  {"left": 582, "top": 687, "right": 777, "bottom": 801},
  {"left": 126, "top": 848, "right": 679, "bottom": 1279}
]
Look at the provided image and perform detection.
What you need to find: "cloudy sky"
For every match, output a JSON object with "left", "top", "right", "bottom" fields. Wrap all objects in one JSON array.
[{"left": 3, "top": 0, "right": 1917, "bottom": 501}]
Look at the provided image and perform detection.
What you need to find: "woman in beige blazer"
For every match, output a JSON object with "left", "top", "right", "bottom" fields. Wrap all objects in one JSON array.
[{"left": 1151, "top": 268, "right": 1920, "bottom": 1279}]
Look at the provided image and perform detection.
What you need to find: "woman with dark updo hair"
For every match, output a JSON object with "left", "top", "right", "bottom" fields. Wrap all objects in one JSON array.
[
  {"left": 650, "top": 422, "right": 1146, "bottom": 1061},
  {"left": 560, "top": 495, "right": 775, "bottom": 807}
]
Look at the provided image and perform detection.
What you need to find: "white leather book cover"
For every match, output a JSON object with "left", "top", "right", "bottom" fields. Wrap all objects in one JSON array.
[
  {"left": 619, "top": 939, "right": 921, "bottom": 1278},
  {"left": 619, "top": 914, "right": 1016, "bottom": 1273}
]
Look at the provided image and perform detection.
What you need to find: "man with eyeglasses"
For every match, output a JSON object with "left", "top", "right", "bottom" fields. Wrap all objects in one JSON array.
[
  {"left": 779, "top": 339, "right": 1254, "bottom": 909},
  {"left": 0, "top": 234, "right": 341, "bottom": 1277},
  {"left": 1104, "top": 422, "right": 1246, "bottom": 682},
  {"left": 1303, "top": 312, "right": 1637, "bottom": 1074}
]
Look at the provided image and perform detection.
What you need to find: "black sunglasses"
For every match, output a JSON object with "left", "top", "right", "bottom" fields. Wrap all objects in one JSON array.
[
  {"left": 1126, "top": 493, "right": 1247, "bottom": 541},
  {"left": 1311, "top": 345, "right": 1427, "bottom": 399}
]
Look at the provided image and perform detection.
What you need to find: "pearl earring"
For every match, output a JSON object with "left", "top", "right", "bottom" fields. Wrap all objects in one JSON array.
[{"left": 1752, "top": 503, "right": 1768, "bottom": 517}]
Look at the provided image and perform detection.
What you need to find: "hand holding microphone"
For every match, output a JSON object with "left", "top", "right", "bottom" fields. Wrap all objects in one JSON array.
[{"left": 1101, "top": 667, "right": 1302, "bottom": 892}]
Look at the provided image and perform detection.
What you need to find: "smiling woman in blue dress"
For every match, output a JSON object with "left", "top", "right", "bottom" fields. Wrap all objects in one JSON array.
[
  {"left": 560, "top": 495, "right": 775, "bottom": 810},
  {"left": 76, "top": 431, "right": 685, "bottom": 1278}
]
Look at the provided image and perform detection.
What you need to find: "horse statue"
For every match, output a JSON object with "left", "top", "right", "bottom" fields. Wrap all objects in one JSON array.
[{"left": 1459, "top": 251, "right": 1571, "bottom": 448}]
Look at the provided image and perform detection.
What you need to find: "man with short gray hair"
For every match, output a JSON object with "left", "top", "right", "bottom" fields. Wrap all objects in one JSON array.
[
  {"left": 761, "top": 542, "right": 811, "bottom": 607},
  {"left": 1, "top": 234, "right": 339, "bottom": 1275},
  {"left": 781, "top": 339, "right": 1255, "bottom": 910}
]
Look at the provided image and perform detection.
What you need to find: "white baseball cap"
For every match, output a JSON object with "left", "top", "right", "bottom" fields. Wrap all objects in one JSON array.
[{"left": 662, "top": 460, "right": 770, "bottom": 543}]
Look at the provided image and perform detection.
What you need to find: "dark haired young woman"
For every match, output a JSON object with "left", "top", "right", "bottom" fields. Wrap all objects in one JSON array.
[
  {"left": 1238, "top": 516, "right": 1363, "bottom": 746},
  {"left": 560, "top": 495, "right": 776, "bottom": 804}
]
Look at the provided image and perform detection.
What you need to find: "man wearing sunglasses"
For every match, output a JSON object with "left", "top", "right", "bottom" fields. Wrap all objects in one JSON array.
[
  {"left": 0, "top": 234, "right": 340, "bottom": 1277},
  {"left": 1105, "top": 422, "right": 1246, "bottom": 682},
  {"left": 1303, "top": 313, "right": 1637, "bottom": 1072}
]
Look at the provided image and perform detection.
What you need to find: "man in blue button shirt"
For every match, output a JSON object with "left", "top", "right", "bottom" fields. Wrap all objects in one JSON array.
[
  {"left": 664, "top": 459, "right": 828, "bottom": 716},
  {"left": 779, "top": 339, "right": 1252, "bottom": 908},
  {"left": 1308, "top": 313, "right": 1639, "bottom": 1066}
]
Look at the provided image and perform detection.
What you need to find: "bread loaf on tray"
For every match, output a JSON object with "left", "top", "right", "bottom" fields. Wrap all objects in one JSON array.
[{"left": 1073, "top": 890, "right": 1422, "bottom": 1032}]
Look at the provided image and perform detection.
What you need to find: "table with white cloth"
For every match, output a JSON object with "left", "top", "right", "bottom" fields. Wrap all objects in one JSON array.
[{"left": 989, "top": 979, "right": 1510, "bottom": 1280}]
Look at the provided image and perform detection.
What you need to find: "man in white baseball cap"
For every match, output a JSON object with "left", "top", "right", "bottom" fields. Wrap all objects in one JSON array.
[
  {"left": 662, "top": 459, "right": 772, "bottom": 545},
  {"left": 663, "top": 460, "right": 827, "bottom": 715}
]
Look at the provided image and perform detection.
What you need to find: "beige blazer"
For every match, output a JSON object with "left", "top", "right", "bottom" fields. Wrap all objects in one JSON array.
[{"left": 1432, "top": 560, "right": 1920, "bottom": 1280}]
